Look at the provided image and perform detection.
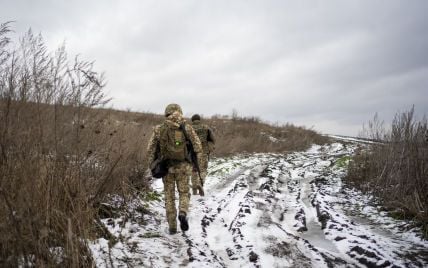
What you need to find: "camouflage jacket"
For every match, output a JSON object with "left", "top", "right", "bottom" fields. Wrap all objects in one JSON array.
[
  {"left": 146, "top": 113, "right": 203, "bottom": 169},
  {"left": 191, "top": 120, "right": 215, "bottom": 155}
]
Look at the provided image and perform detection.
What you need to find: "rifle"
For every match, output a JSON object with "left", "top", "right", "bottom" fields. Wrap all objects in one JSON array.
[{"left": 180, "top": 123, "right": 204, "bottom": 196}]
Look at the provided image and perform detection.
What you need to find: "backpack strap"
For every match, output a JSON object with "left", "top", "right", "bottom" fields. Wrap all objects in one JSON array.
[{"left": 179, "top": 123, "right": 192, "bottom": 154}]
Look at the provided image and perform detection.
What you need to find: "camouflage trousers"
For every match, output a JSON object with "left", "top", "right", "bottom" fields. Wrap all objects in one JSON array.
[
  {"left": 163, "top": 162, "right": 192, "bottom": 230},
  {"left": 191, "top": 154, "right": 208, "bottom": 192}
]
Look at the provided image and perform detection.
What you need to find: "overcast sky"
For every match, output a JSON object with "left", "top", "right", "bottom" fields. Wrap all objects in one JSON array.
[{"left": 1, "top": 0, "right": 427, "bottom": 135}]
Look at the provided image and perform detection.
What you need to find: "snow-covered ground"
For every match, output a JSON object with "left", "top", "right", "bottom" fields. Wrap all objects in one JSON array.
[{"left": 90, "top": 141, "right": 428, "bottom": 268}]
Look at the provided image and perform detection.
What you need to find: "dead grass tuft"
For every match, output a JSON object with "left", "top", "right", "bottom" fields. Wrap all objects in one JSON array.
[{"left": 346, "top": 107, "right": 428, "bottom": 237}]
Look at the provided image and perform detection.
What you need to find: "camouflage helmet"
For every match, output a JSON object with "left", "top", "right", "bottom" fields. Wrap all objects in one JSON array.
[
  {"left": 191, "top": 114, "right": 201, "bottom": 121},
  {"left": 164, "top": 103, "right": 183, "bottom": 117}
]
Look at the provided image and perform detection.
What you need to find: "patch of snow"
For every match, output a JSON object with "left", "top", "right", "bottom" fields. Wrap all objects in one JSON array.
[{"left": 89, "top": 142, "right": 428, "bottom": 267}]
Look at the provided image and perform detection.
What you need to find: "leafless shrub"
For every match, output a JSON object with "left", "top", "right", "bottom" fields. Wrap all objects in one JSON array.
[
  {"left": 0, "top": 22, "right": 11, "bottom": 68},
  {"left": 347, "top": 107, "right": 428, "bottom": 237},
  {"left": 359, "top": 113, "right": 386, "bottom": 142},
  {"left": 0, "top": 24, "right": 140, "bottom": 267}
]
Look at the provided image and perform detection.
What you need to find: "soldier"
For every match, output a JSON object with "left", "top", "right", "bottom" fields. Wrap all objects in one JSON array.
[
  {"left": 190, "top": 114, "right": 215, "bottom": 195},
  {"left": 146, "top": 104, "right": 203, "bottom": 234}
]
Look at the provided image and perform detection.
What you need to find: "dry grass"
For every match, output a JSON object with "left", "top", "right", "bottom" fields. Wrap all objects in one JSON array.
[
  {"left": 0, "top": 22, "right": 145, "bottom": 267},
  {"left": 110, "top": 111, "right": 330, "bottom": 161},
  {"left": 346, "top": 108, "right": 428, "bottom": 237},
  {"left": 206, "top": 115, "right": 329, "bottom": 156}
]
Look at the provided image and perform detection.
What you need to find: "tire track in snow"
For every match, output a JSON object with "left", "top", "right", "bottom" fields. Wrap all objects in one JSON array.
[
  {"left": 90, "top": 144, "right": 428, "bottom": 268},
  {"left": 185, "top": 144, "right": 428, "bottom": 267}
]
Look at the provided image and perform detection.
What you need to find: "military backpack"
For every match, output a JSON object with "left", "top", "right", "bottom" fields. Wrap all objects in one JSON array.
[
  {"left": 192, "top": 124, "right": 209, "bottom": 151},
  {"left": 159, "top": 123, "right": 188, "bottom": 161}
]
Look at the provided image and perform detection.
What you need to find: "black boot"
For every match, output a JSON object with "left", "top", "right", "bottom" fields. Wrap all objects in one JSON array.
[{"left": 178, "top": 212, "right": 189, "bottom": 232}]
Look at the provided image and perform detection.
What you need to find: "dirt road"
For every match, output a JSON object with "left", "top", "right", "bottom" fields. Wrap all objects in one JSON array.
[{"left": 90, "top": 142, "right": 428, "bottom": 268}]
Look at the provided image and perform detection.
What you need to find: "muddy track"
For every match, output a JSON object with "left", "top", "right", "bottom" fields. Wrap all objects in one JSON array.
[
  {"left": 186, "top": 153, "right": 343, "bottom": 267},
  {"left": 91, "top": 143, "right": 428, "bottom": 267},
  {"left": 183, "top": 144, "right": 428, "bottom": 267}
]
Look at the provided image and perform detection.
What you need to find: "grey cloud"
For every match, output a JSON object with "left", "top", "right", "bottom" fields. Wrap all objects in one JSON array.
[{"left": 1, "top": 0, "right": 427, "bottom": 135}]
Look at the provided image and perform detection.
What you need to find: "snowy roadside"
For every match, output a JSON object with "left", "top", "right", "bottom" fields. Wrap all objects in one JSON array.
[{"left": 89, "top": 142, "right": 428, "bottom": 268}]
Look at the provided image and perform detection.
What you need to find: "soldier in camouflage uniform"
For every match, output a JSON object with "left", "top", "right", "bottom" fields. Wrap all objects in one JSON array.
[
  {"left": 190, "top": 114, "right": 215, "bottom": 195},
  {"left": 146, "top": 104, "right": 203, "bottom": 234}
]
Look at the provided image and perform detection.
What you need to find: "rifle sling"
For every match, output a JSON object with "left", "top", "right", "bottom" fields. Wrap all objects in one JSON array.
[{"left": 180, "top": 123, "right": 202, "bottom": 179}]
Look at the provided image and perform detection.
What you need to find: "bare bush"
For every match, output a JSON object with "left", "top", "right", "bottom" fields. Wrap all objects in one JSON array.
[
  {"left": 359, "top": 113, "right": 386, "bottom": 142},
  {"left": 0, "top": 23, "right": 141, "bottom": 267},
  {"left": 347, "top": 107, "right": 428, "bottom": 237}
]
